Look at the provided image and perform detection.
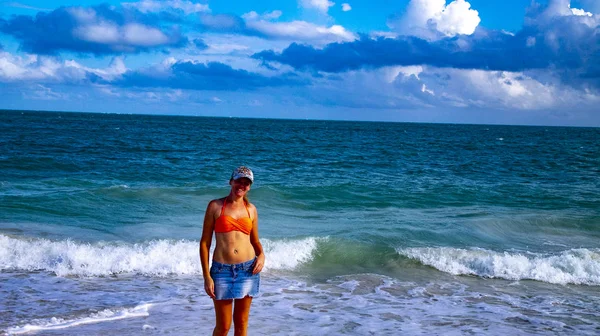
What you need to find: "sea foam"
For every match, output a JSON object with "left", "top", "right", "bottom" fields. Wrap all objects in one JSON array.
[
  {"left": 0, "top": 234, "right": 319, "bottom": 277},
  {"left": 398, "top": 246, "right": 600, "bottom": 285},
  {"left": 7, "top": 303, "right": 151, "bottom": 334}
]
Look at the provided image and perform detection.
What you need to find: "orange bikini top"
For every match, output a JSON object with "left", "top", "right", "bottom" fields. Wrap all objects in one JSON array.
[{"left": 214, "top": 198, "right": 253, "bottom": 235}]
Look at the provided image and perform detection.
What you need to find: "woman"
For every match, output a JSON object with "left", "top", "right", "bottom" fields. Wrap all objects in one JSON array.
[{"left": 200, "top": 166, "right": 265, "bottom": 336}]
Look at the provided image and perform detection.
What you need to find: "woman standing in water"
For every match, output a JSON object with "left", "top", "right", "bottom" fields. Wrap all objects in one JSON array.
[{"left": 200, "top": 166, "right": 265, "bottom": 336}]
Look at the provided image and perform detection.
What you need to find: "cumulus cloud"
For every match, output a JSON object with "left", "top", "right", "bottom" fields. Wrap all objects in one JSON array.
[
  {"left": 342, "top": 3, "right": 352, "bottom": 12},
  {"left": 300, "top": 0, "right": 335, "bottom": 14},
  {"left": 300, "top": 63, "right": 599, "bottom": 119},
  {"left": 122, "top": 0, "right": 210, "bottom": 14},
  {"left": 528, "top": 0, "right": 597, "bottom": 26},
  {"left": 430, "top": 69, "right": 557, "bottom": 110},
  {"left": 255, "top": 0, "right": 600, "bottom": 91},
  {"left": 0, "top": 4, "right": 188, "bottom": 55},
  {"left": 389, "top": 0, "right": 481, "bottom": 39}
]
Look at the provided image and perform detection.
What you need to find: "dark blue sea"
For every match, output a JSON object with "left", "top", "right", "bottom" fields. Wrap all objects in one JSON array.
[{"left": 1, "top": 110, "right": 599, "bottom": 335}]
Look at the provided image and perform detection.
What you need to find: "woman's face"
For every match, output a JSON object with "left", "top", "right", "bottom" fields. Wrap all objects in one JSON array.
[{"left": 230, "top": 178, "right": 252, "bottom": 197}]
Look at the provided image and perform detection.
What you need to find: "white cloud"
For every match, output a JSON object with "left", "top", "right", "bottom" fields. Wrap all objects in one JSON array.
[
  {"left": 436, "top": 0, "right": 480, "bottom": 35},
  {"left": 122, "top": 0, "right": 210, "bottom": 14},
  {"left": 342, "top": 3, "right": 352, "bottom": 11},
  {"left": 370, "top": 31, "right": 398, "bottom": 39},
  {"left": 5, "top": 2, "right": 51, "bottom": 11},
  {"left": 358, "top": 64, "right": 600, "bottom": 114},
  {"left": 570, "top": 7, "right": 593, "bottom": 17},
  {"left": 204, "top": 43, "right": 250, "bottom": 55},
  {"left": 74, "top": 22, "right": 120, "bottom": 44},
  {"left": 0, "top": 53, "right": 69, "bottom": 81},
  {"left": 384, "top": 65, "right": 424, "bottom": 82},
  {"left": 416, "top": 68, "right": 570, "bottom": 110},
  {"left": 421, "top": 83, "right": 434, "bottom": 95},
  {"left": 300, "top": 0, "right": 335, "bottom": 14},
  {"left": 242, "top": 10, "right": 282, "bottom": 21},
  {"left": 122, "top": 23, "right": 169, "bottom": 46},
  {"left": 390, "top": 0, "right": 481, "bottom": 39},
  {"left": 67, "top": 7, "right": 97, "bottom": 23},
  {"left": 68, "top": 7, "right": 173, "bottom": 48},
  {"left": 97, "top": 87, "right": 189, "bottom": 103},
  {"left": 263, "top": 10, "right": 284, "bottom": 20},
  {"left": 0, "top": 53, "right": 39, "bottom": 80},
  {"left": 0, "top": 52, "right": 127, "bottom": 82},
  {"left": 535, "top": 0, "right": 596, "bottom": 21},
  {"left": 528, "top": 0, "right": 598, "bottom": 30},
  {"left": 74, "top": 22, "right": 170, "bottom": 47},
  {"left": 245, "top": 20, "right": 356, "bottom": 43}
]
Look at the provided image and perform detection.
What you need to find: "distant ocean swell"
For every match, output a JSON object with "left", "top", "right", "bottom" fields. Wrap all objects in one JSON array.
[{"left": 2, "top": 234, "right": 598, "bottom": 286}]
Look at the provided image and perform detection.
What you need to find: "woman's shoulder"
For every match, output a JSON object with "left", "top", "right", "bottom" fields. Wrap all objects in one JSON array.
[
  {"left": 245, "top": 200, "right": 257, "bottom": 213},
  {"left": 207, "top": 198, "right": 226, "bottom": 210}
]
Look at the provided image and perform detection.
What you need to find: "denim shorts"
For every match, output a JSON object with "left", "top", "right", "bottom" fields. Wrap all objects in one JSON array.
[{"left": 210, "top": 258, "right": 260, "bottom": 300}]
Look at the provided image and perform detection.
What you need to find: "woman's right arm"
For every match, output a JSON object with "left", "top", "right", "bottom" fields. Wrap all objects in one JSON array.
[{"left": 199, "top": 200, "right": 217, "bottom": 299}]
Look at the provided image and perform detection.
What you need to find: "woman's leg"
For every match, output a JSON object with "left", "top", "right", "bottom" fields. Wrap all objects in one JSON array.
[
  {"left": 213, "top": 299, "right": 233, "bottom": 336},
  {"left": 232, "top": 296, "right": 253, "bottom": 336}
]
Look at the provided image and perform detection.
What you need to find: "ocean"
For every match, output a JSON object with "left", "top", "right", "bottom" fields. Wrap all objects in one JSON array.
[{"left": 1, "top": 110, "right": 599, "bottom": 335}]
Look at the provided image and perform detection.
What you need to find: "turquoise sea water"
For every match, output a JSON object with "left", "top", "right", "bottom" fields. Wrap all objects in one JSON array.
[{"left": 1, "top": 110, "right": 599, "bottom": 335}]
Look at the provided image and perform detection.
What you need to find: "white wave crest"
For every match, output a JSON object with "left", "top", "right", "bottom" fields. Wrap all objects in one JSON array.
[
  {"left": 398, "top": 247, "right": 600, "bottom": 285},
  {"left": 262, "top": 237, "right": 322, "bottom": 271},
  {"left": 7, "top": 303, "right": 151, "bottom": 334},
  {"left": 0, "top": 234, "right": 319, "bottom": 277}
]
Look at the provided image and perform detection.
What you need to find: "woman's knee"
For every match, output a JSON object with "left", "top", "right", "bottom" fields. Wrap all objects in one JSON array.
[
  {"left": 214, "top": 311, "right": 232, "bottom": 335},
  {"left": 213, "top": 324, "right": 231, "bottom": 336}
]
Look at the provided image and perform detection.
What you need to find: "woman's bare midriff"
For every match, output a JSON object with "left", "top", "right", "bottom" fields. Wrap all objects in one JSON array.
[{"left": 213, "top": 231, "right": 256, "bottom": 264}]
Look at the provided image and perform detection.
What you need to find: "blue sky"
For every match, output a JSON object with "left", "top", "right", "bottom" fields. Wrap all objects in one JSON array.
[{"left": 1, "top": 0, "right": 598, "bottom": 126}]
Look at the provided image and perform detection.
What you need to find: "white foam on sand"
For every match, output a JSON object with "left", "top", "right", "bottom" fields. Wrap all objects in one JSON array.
[
  {"left": 249, "top": 274, "right": 600, "bottom": 335},
  {"left": 7, "top": 303, "right": 151, "bottom": 335}
]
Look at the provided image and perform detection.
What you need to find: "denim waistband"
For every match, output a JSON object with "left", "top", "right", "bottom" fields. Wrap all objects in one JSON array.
[{"left": 211, "top": 257, "right": 256, "bottom": 271}]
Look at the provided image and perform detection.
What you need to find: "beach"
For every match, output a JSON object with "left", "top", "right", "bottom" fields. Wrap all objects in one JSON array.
[{"left": 1, "top": 110, "right": 599, "bottom": 335}]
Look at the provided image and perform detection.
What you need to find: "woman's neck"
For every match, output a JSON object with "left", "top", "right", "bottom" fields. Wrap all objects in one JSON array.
[{"left": 227, "top": 193, "right": 244, "bottom": 204}]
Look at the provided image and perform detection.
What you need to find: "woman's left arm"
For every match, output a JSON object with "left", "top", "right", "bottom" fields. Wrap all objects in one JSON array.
[{"left": 250, "top": 204, "right": 265, "bottom": 274}]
